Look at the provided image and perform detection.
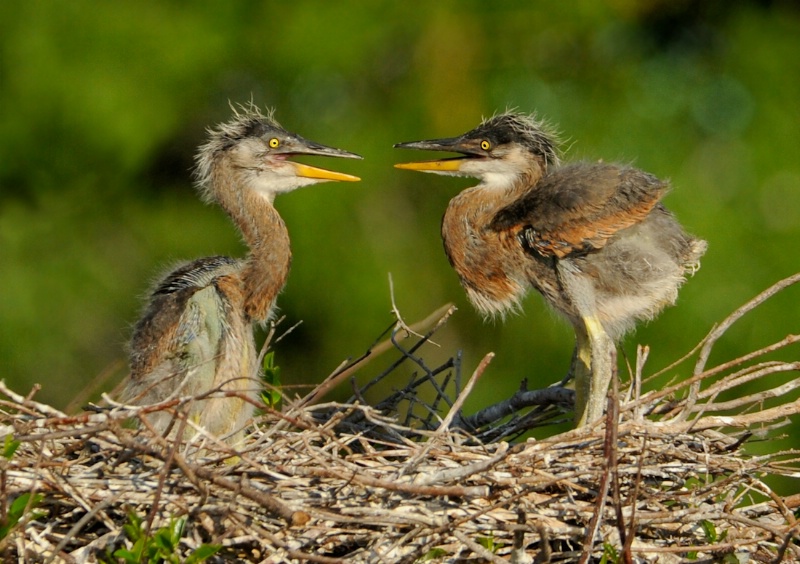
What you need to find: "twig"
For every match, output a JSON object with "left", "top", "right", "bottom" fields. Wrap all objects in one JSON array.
[
  {"left": 510, "top": 508, "right": 532, "bottom": 564},
  {"left": 438, "top": 352, "right": 494, "bottom": 433},
  {"left": 632, "top": 345, "right": 648, "bottom": 421},
  {"left": 295, "top": 303, "right": 455, "bottom": 408},
  {"left": 462, "top": 385, "right": 574, "bottom": 430},
  {"left": 414, "top": 442, "right": 509, "bottom": 487},
  {"left": 579, "top": 367, "right": 617, "bottom": 564},
  {"left": 608, "top": 377, "right": 631, "bottom": 564},
  {"left": 662, "top": 396, "right": 800, "bottom": 433},
  {"left": 0, "top": 380, "right": 67, "bottom": 418},
  {"left": 773, "top": 522, "right": 800, "bottom": 564},
  {"left": 280, "top": 464, "right": 488, "bottom": 498},
  {"left": 623, "top": 435, "right": 646, "bottom": 561},
  {"left": 684, "top": 273, "right": 800, "bottom": 418},
  {"left": 257, "top": 316, "right": 303, "bottom": 368},
  {"left": 65, "top": 359, "right": 125, "bottom": 415},
  {"left": 354, "top": 305, "right": 456, "bottom": 401},
  {"left": 113, "top": 429, "right": 304, "bottom": 526},
  {"left": 388, "top": 272, "right": 429, "bottom": 342},
  {"left": 43, "top": 495, "right": 121, "bottom": 564}
]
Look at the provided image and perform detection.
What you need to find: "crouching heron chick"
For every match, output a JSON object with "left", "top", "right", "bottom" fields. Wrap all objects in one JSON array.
[
  {"left": 394, "top": 112, "right": 705, "bottom": 427},
  {"left": 124, "top": 105, "right": 361, "bottom": 441}
]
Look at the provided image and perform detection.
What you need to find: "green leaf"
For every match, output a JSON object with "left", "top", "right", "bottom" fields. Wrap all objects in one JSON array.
[
  {"left": 600, "top": 542, "right": 619, "bottom": 563},
  {"left": 2, "top": 435, "right": 20, "bottom": 459},
  {"left": 122, "top": 510, "right": 143, "bottom": 541},
  {"left": 186, "top": 544, "right": 223, "bottom": 563},
  {"left": 420, "top": 547, "right": 448, "bottom": 560},
  {"left": 0, "top": 492, "right": 46, "bottom": 539},
  {"left": 700, "top": 519, "right": 717, "bottom": 543},
  {"left": 9, "top": 492, "right": 40, "bottom": 516},
  {"left": 112, "top": 548, "right": 139, "bottom": 561},
  {"left": 169, "top": 516, "right": 186, "bottom": 543},
  {"left": 129, "top": 537, "right": 148, "bottom": 561},
  {"left": 477, "top": 534, "right": 500, "bottom": 552},
  {"left": 261, "top": 351, "right": 282, "bottom": 408},
  {"left": 154, "top": 527, "right": 177, "bottom": 553}
]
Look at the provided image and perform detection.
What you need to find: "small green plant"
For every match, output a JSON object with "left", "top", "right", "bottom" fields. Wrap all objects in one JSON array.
[
  {"left": 103, "top": 511, "right": 220, "bottom": 564},
  {"left": 1, "top": 436, "right": 46, "bottom": 540},
  {"left": 599, "top": 541, "right": 620, "bottom": 563},
  {"left": 700, "top": 519, "right": 727, "bottom": 544},
  {"left": 2, "top": 435, "right": 20, "bottom": 460},
  {"left": 686, "top": 520, "right": 736, "bottom": 561},
  {"left": 419, "top": 547, "right": 448, "bottom": 561},
  {"left": 0, "top": 492, "right": 46, "bottom": 540},
  {"left": 260, "top": 351, "right": 282, "bottom": 409},
  {"left": 477, "top": 532, "right": 502, "bottom": 553}
]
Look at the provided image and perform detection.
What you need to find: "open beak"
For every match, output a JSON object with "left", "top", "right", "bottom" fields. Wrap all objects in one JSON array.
[
  {"left": 291, "top": 162, "right": 361, "bottom": 182},
  {"left": 393, "top": 137, "right": 483, "bottom": 172},
  {"left": 284, "top": 137, "right": 362, "bottom": 182}
]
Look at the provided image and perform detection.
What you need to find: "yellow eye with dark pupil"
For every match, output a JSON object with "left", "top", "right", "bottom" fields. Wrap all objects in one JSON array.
[
  {"left": 480, "top": 140, "right": 491, "bottom": 151},
  {"left": 268, "top": 138, "right": 280, "bottom": 148}
]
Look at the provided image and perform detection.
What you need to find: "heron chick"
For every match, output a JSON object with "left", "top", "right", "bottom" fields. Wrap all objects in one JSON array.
[
  {"left": 124, "top": 105, "right": 361, "bottom": 441},
  {"left": 395, "top": 112, "right": 705, "bottom": 427}
]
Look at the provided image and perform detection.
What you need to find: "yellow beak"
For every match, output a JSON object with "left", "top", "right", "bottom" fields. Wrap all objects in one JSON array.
[
  {"left": 394, "top": 158, "right": 466, "bottom": 172},
  {"left": 293, "top": 163, "right": 360, "bottom": 182}
]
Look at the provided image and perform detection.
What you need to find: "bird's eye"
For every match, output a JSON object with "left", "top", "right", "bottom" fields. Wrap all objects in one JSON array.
[
  {"left": 480, "top": 140, "right": 492, "bottom": 151},
  {"left": 268, "top": 138, "right": 280, "bottom": 149}
]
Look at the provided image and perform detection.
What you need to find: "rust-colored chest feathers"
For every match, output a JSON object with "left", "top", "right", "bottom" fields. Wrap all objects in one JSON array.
[{"left": 442, "top": 189, "right": 530, "bottom": 318}]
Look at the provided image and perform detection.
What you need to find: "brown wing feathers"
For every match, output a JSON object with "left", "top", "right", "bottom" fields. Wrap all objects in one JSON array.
[{"left": 491, "top": 163, "right": 668, "bottom": 258}]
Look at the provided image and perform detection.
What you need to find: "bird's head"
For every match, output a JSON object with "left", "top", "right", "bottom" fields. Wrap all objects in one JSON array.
[
  {"left": 394, "top": 112, "right": 559, "bottom": 186},
  {"left": 195, "top": 105, "right": 361, "bottom": 203}
]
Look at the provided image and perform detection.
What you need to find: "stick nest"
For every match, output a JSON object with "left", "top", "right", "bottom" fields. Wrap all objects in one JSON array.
[{"left": 2, "top": 275, "right": 800, "bottom": 563}]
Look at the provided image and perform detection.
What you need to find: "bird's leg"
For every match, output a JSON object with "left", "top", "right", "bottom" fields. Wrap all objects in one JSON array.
[
  {"left": 573, "top": 315, "right": 615, "bottom": 427},
  {"left": 556, "top": 262, "right": 616, "bottom": 427},
  {"left": 570, "top": 323, "right": 591, "bottom": 424}
]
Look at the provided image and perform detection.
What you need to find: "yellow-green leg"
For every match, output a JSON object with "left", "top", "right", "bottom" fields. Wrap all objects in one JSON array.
[
  {"left": 556, "top": 262, "right": 616, "bottom": 428},
  {"left": 573, "top": 315, "right": 615, "bottom": 427}
]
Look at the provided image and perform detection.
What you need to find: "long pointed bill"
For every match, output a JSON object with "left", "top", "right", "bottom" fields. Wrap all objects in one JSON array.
[
  {"left": 393, "top": 158, "right": 467, "bottom": 172},
  {"left": 292, "top": 162, "right": 360, "bottom": 182},
  {"left": 283, "top": 136, "right": 362, "bottom": 181},
  {"left": 393, "top": 137, "right": 481, "bottom": 172},
  {"left": 287, "top": 136, "right": 363, "bottom": 161}
]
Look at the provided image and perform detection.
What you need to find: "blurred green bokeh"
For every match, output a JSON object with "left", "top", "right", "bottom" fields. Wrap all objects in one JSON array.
[{"left": 1, "top": 1, "right": 799, "bottom": 463}]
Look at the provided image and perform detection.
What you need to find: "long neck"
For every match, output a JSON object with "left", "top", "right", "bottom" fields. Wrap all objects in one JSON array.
[
  {"left": 441, "top": 171, "right": 541, "bottom": 318},
  {"left": 452, "top": 169, "right": 540, "bottom": 223},
  {"left": 209, "top": 162, "right": 291, "bottom": 323}
]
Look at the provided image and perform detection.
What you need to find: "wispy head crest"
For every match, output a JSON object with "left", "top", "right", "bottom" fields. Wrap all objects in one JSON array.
[
  {"left": 477, "top": 110, "right": 561, "bottom": 167},
  {"left": 193, "top": 103, "right": 284, "bottom": 197}
]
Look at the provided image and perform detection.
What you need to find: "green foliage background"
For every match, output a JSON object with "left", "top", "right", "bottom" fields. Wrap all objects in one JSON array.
[{"left": 1, "top": 2, "right": 798, "bottom": 454}]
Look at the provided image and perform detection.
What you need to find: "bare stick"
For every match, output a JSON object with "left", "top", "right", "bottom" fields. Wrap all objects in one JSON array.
[
  {"left": 580, "top": 367, "right": 618, "bottom": 563},
  {"left": 295, "top": 303, "right": 455, "bottom": 408},
  {"left": 388, "top": 272, "right": 429, "bottom": 342},
  {"left": 683, "top": 273, "right": 800, "bottom": 417},
  {"left": 400, "top": 353, "right": 495, "bottom": 476},
  {"left": 438, "top": 352, "right": 494, "bottom": 433},
  {"left": 462, "top": 385, "right": 574, "bottom": 430}
]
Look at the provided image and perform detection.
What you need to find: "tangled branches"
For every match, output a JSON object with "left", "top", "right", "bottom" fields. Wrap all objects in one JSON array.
[{"left": 0, "top": 275, "right": 799, "bottom": 562}]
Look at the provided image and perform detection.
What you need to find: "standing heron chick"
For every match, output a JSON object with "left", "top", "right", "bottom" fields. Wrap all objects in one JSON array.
[
  {"left": 394, "top": 112, "right": 705, "bottom": 427},
  {"left": 124, "top": 105, "right": 361, "bottom": 441}
]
